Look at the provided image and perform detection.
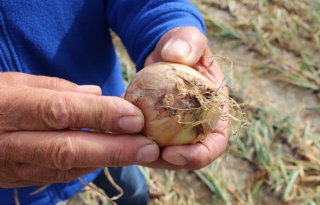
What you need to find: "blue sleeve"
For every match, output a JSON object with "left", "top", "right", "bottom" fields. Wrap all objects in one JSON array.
[{"left": 106, "top": 0, "right": 206, "bottom": 70}]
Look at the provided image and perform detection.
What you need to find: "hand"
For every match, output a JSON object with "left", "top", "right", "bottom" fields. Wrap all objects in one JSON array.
[
  {"left": 0, "top": 73, "right": 159, "bottom": 188},
  {"left": 144, "top": 26, "right": 229, "bottom": 170}
]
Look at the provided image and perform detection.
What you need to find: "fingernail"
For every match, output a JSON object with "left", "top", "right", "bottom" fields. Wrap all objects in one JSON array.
[
  {"left": 137, "top": 143, "right": 159, "bottom": 163},
  {"left": 165, "top": 154, "right": 187, "bottom": 166},
  {"left": 78, "top": 85, "right": 102, "bottom": 94},
  {"left": 118, "top": 116, "right": 144, "bottom": 132},
  {"left": 163, "top": 40, "right": 191, "bottom": 58}
]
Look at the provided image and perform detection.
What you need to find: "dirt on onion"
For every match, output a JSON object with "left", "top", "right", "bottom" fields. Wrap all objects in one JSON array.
[{"left": 124, "top": 62, "right": 244, "bottom": 147}]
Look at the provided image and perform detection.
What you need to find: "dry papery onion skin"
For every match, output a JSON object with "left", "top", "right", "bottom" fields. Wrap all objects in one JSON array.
[{"left": 124, "top": 62, "right": 227, "bottom": 147}]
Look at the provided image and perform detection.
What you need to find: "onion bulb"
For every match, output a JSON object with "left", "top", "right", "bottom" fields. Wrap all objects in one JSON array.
[{"left": 124, "top": 62, "right": 225, "bottom": 147}]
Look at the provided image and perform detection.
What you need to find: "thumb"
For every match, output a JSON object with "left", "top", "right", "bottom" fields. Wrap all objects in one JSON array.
[{"left": 146, "top": 26, "right": 207, "bottom": 66}]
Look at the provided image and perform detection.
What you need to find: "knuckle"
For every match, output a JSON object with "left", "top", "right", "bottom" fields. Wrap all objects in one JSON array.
[
  {"left": 47, "top": 77, "right": 77, "bottom": 90},
  {"left": 39, "top": 94, "right": 73, "bottom": 129},
  {"left": 56, "top": 170, "right": 74, "bottom": 183},
  {"left": 51, "top": 136, "right": 78, "bottom": 170},
  {"left": 92, "top": 97, "right": 117, "bottom": 131},
  {"left": 48, "top": 77, "right": 61, "bottom": 89},
  {"left": 0, "top": 138, "right": 7, "bottom": 161},
  {"left": 0, "top": 133, "right": 13, "bottom": 161},
  {"left": 12, "top": 166, "right": 27, "bottom": 180},
  {"left": 13, "top": 164, "right": 39, "bottom": 182},
  {"left": 106, "top": 145, "right": 127, "bottom": 166},
  {"left": 96, "top": 100, "right": 107, "bottom": 131},
  {"left": 101, "top": 98, "right": 118, "bottom": 130},
  {"left": 0, "top": 91, "right": 18, "bottom": 130}
]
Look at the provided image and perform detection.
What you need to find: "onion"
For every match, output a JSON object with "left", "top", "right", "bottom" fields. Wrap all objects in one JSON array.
[{"left": 124, "top": 62, "right": 225, "bottom": 147}]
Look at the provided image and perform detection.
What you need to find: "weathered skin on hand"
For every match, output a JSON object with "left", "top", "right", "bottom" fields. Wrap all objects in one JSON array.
[{"left": 0, "top": 72, "right": 159, "bottom": 188}]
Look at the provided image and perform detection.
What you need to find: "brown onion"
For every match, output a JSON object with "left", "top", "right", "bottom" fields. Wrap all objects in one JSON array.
[{"left": 124, "top": 62, "right": 223, "bottom": 147}]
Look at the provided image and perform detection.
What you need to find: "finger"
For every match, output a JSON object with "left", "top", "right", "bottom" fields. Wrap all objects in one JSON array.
[
  {"left": 0, "top": 72, "right": 101, "bottom": 95},
  {"left": 161, "top": 132, "right": 228, "bottom": 170},
  {"left": 14, "top": 163, "right": 96, "bottom": 184},
  {"left": 0, "top": 87, "right": 144, "bottom": 133},
  {"left": 1, "top": 130, "right": 160, "bottom": 169},
  {"left": 145, "top": 26, "right": 207, "bottom": 66},
  {"left": 0, "top": 179, "right": 46, "bottom": 188},
  {"left": 191, "top": 47, "right": 225, "bottom": 89}
]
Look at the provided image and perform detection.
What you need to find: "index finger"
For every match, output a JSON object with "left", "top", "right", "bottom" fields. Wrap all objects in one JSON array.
[
  {"left": 1, "top": 131, "right": 160, "bottom": 169},
  {"left": 0, "top": 86, "right": 144, "bottom": 133}
]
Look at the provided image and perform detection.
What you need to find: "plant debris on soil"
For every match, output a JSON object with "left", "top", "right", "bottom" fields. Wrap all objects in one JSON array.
[{"left": 195, "top": 0, "right": 320, "bottom": 93}]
